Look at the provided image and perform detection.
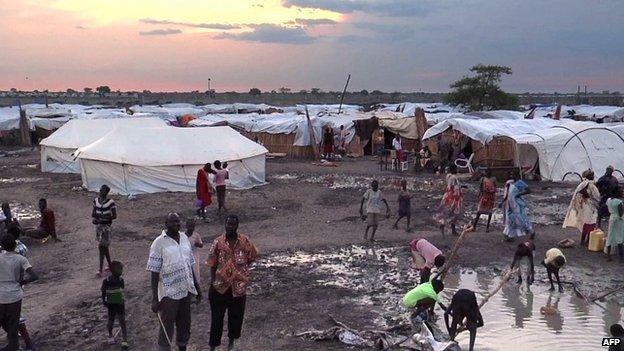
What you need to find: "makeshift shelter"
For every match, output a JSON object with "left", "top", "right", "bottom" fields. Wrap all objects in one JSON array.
[
  {"left": 514, "top": 123, "right": 624, "bottom": 181},
  {"left": 75, "top": 126, "right": 268, "bottom": 194},
  {"left": 422, "top": 118, "right": 565, "bottom": 173},
  {"left": 39, "top": 118, "right": 168, "bottom": 173}
]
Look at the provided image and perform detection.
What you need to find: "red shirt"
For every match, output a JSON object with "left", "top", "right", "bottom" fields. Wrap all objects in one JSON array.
[
  {"left": 207, "top": 234, "right": 259, "bottom": 297},
  {"left": 40, "top": 208, "right": 56, "bottom": 238}
]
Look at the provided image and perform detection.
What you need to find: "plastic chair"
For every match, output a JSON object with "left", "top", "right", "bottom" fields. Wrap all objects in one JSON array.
[{"left": 454, "top": 153, "right": 474, "bottom": 174}]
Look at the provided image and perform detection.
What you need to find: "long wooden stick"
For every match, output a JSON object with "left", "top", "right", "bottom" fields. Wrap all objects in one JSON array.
[
  {"left": 590, "top": 286, "right": 624, "bottom": 302},
  {"left": 337, "top": 74, "right": 351, "bottom": 115},
  {"left": 479, "top": 268, "right": 519, "bottom": 308},
  {"left": 437, "top": 224, "right": 475, "bottom": 280}
]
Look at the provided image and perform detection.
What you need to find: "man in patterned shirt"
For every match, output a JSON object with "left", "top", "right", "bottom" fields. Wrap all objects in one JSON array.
[
  {"left": 207, "top": 215, "right": 259, "bottom": 351},
  {"left": 147, "top": 213, "right": 201, "bottom": 351}
]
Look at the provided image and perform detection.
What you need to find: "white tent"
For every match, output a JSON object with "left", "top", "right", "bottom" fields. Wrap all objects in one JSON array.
[
  {"left": 75, "top": 126, "right": 268, "bottom": 195},
  {"left": 514, "top": 123, "right": 624, "bottom": 182},
  {"left": 39, "top": 118, "right": 167, "bottom": 173}
]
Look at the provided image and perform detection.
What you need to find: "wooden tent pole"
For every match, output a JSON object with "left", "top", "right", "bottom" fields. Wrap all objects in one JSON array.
[
  {"left": 305, "top": 106, "right": 320, "bottom": 161},
  {"left": 337, "top": 74, "right": 351, "bottom": 115}
]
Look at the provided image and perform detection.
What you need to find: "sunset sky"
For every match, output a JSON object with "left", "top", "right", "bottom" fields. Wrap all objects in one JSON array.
[{"left": 1, "top": 0, "right": 623, "bottom": 92}]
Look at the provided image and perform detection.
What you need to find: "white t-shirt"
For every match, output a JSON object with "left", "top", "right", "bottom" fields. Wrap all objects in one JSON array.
[
  {"left": 147, "top": 231, "right": 197, "bottom": 301},
  {"left": 392, "top": 138, "right": 402, "bottom": 151},
  {"left": 0, "top": 251, "right": 32, "bottom": 304},
  {"left": 363, "top": 189, "right": 384, "bottom": 214}
]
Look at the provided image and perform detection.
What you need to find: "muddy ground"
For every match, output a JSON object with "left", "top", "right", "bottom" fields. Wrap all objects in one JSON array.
[{"left": 0, "top": 148, "right": 622, "bottom": 350}]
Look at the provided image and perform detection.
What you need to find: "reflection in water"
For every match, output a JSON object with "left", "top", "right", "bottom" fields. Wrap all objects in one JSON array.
[
  {"left": 541, "top": 294, "right": 563, "bottom": 333},
  {"left": 502, "top": 284, "right": 533, "bottom": 328}
]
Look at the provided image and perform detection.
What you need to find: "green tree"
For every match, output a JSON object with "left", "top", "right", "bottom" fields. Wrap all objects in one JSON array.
[
  {"left": 371, "top": 90, "right": 384, "bottom": 95},
  {"left": 310, "top": 88, "right": 322, "bottom": 95},
  {"left": 278, "top": 87, "right": 291, "bottom": 94},
  {"left": 445, "top": 64, "right": 518, "bottom": 110},
  {"left": 96, "top": 86, "right": 111, "bottom": 95},
  {"left": 360, "top": 89, "right": 369, "bottom": 96},
  {"left": 84, "top": 87, "right": 92, "bottom": 93},
  {"left": 249, "top": 88, "right": 261, "bottom": 96}
]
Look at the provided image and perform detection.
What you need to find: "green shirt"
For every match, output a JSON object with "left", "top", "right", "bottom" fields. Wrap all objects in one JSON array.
[{"left": 402, "top": 282, "right": 438, "bottom": 308}]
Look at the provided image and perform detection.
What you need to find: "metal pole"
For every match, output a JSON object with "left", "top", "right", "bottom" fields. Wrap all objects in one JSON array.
[{"left": 337, "top": 74, "right": 351, "bottom": 114}]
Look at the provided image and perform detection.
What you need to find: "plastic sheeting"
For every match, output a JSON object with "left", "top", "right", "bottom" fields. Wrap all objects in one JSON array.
[
  {"left": 39, "top": 118, "right": 168, "bottom": 173},
  {"left": 422, "top": 118, "right": 564, "bottom": 144},
  {"left": 75, "top": 126, "right": 268, "bottom": 194},
  {"left": 514, "top": 122, "right": 624, "bottom": 182},
  {"left": 0, "top": 107, "right": 20, "bottom": 131}
]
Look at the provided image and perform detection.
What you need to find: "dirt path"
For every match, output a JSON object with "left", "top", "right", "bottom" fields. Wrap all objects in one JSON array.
[{"left": 1, "top": 150, "right": 622, "bottom": 350}]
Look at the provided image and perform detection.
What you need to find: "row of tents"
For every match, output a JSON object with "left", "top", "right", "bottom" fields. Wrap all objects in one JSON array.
[{"left": 4, "top": 102, "right": 623, "bottom": 193}]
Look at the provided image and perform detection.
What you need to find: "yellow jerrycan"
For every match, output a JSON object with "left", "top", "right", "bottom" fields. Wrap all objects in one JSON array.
[{"left": 588, "top": 228, "right": 605, "bottom": 252}]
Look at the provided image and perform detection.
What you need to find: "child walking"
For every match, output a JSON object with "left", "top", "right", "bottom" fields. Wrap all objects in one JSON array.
[
  {"left": 185, "top": 218, "right": 204, "bottom": 285},
  {"left": 213, "top": 160, "right": 229, "bottom": 214},
  {"left": 101, "top": 261, "right": 128, "bottom": 348}
]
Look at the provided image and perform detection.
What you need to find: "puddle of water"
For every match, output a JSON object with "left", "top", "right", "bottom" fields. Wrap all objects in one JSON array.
[
  {"left": 257, "top": 245, "right": 622, "bottom": 351},
  {"left": 0, "top": 177, "right": 43, "bottom": 184}
]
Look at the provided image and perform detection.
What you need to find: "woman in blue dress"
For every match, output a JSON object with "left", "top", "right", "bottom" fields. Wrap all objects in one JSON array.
[{"left": 504, "top": 179, "right": 534, "bottom": 242}]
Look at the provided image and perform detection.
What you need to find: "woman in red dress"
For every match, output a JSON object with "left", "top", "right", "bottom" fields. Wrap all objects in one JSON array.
[{"left": 196, "top": 163, "right": 214, "bottom": 220}]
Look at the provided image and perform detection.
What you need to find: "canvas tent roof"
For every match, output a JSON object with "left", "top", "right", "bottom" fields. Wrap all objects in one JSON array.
[
  {"left": 75, "top": 126, "right": 268, "bottom": 166},
  {"left": 40, "top": 117, "right": 167, "bottom": 149}
]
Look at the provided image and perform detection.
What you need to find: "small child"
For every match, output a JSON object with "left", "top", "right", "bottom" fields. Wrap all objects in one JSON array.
[
  {"left": 185, "top": 218, "right": 203, "bottom": 285},
  {"left": 542, "top": 248, "right": 566, "bottom": 292},
  {"left": 101, "top": 261, "right": 128, "bottom": 348},
  {"left": 393, "top": 179, "right": 413, "bottom": 232},
  {"left": 213, "top": 160, "right": 229, "bottom": 214}
]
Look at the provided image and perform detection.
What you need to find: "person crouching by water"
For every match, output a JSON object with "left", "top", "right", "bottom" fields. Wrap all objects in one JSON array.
[
  {"left": 402, "top": 279, "right": 445, "bottom": 330},
  {"left": 207, "top": 215, "right": 259, "bottom": 351},
  {"left": 409, "top": 238, "right": 445, "bottom": 284}
]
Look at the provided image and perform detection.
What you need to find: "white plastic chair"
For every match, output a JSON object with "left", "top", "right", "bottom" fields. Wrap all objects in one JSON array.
[{"left": 454, "top": 153, "right": 474, "bottom": 174}]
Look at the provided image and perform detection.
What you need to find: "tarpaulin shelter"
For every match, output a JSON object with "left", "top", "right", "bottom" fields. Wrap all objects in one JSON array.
[
  {"left": 74, "top": 126, "right": 268, "bottom": 194},
  {"left": 39, "top": 118, "right": 168, "bottom": 173},
  {"left": 514, "top": 122, "right": 624, "bottom": 181}
]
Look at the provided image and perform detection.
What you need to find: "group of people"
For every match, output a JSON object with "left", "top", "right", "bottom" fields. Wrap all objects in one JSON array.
[
  {"left": 147, "top": 212, "right": 258, "bottom": 351},
  {"left": 195, "top": 161, "right": 230, "bottom": 221},
  {"left": 322, "top": 125, "right": 350, "bottom": 159},
  {"left": 564, "top": 166, "right": 624, "bottom": 261}
]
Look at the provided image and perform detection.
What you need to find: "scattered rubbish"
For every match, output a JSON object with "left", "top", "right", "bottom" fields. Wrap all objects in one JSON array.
[
  {"left": 0, "top": 177, "right": 44, "bottom": 184},
  {"left": 558, "top": 238, "right": 576, "bottom": 248}
]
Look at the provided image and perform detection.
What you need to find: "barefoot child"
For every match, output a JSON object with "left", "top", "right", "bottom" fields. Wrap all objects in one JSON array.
[
  {"left": 542, "top": 248, "right": 566, "bottom": 292},
  {"left": 186, "top": 218, "right": 204, "bottom": 285},
  {"left": 393, "top": 180, "right": 413, "bottom": 232},
  {"left": 360, "top": 180, "right": 390, "bottom": 242},
  {"left": 101, "top": 261, "right": 128, "bottom": 348}
]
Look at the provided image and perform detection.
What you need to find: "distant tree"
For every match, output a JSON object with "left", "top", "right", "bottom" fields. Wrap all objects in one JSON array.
[
  {"left": 66, "top": 88, "right": 76, "bottom": 94},
  {"left": 270, "top": 90, "right": 277, "bottom": 94},
  {"left": 371, "top": 90, "right": 384, "bottom": 95},
  {"left": 84, "top": 87, "right": 93, "bottom": 93},
  {"left": 10, "top": 88, "right": 18, "bottom": 93},
  {"left": 310, "top": 88, "right": 322, "bottom": 95},
  {"left": 278, "top": 87, "right": 291, "bottom": 94},
  {"left": 142, "top": 90, "right": 151, "bottom": 94},
  {"left": 96, "top": 86, "right": 111, "bottom": 95},
  {"left": 445, "top": 64, "right": 518, "bottom": 110},
  {"left": 299, "top": 89, "right": 308, "bottom": 94},
  {"left": 360, "top": 89, "right": 369, "bottom": 96},
  {"left": 249, "top": 88, "right": 261, "bottom": 96}
]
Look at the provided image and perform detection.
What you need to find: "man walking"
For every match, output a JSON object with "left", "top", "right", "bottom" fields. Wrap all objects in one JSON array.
[
  {"left": 207, "top": 215, "right": 259, "bottom": 351},
  {"left": 147, "top": 213, "right": 201, "bottom": 351},
  {"left": 0, "top": 234, "right": 38, "bottom": 351},
  {"left": 92, "top": 185, "right": 117, "bottom": 277}
]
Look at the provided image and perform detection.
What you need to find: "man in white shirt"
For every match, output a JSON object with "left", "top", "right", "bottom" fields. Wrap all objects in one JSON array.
[
  {"left": 0, "top": 235, "right": 38, "bottom": 351},
  {"left": 392, "top": 135, "right": 405, "bottom": 162},
  {"left": 147, "top": 213, "right": 201, "bottom": 351}
]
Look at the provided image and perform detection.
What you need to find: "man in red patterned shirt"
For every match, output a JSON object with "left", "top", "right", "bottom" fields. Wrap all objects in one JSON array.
[{"left": 207, "top": 215, "right": 259, "bottom": 351}]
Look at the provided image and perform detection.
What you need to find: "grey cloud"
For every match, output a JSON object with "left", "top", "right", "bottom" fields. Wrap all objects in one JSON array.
[
  {"left": 215, "top": 24, "right": 315, "bottom": 44},
  {"left": 139, "top": 28, "right": 182, "bottom": 36},
  {"left": 351, "top": 22, "right": 415, "bottom": 41},
  {"left": 291, "top": 18, "right": 337, "bottom": 26},
  {"left": 140, "top": 18, "right": 240, "bottom": 30},
  {"left": 282, "top": 0, "right": 439, "bottom": 17},
  {"left": 75, "top": 25, "right": 86, "bottom": 30}
]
